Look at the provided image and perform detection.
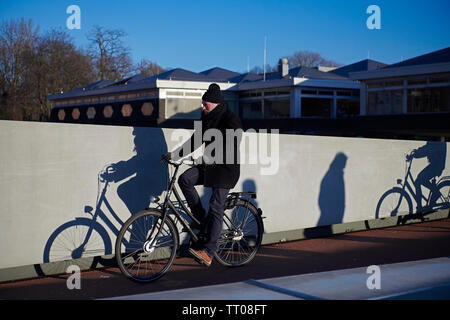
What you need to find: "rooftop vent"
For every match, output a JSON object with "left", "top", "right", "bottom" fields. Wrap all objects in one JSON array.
[{"left": 278, "top": 58, "right": 289, "bottom": 78}]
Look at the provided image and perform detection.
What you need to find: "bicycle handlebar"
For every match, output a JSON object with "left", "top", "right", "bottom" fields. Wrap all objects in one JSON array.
[
  {"left": 98, "top": 164, "right": 115, "bottom": 183},
  {"left": 160, "top": 154, "right": 196, "bottom": 167}
]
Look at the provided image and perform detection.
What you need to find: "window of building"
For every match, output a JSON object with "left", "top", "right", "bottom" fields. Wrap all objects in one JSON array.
[
  {"left": 385, "top": 80, "right": 403, "bottom": 87},
  {"left": 185, "top": 92, "right": 202, "bottom": 97},
  {"left": 337, "top": 91, "right": 352, "bottom": 96},
  {"left": 57, "top": 109, "right": 65, "bottom": 121},
  {"left": 227, "top": 100, "right": 238, "bottom": 115},
  {"left": 167, "top": 91, "right": 183, "bottom": 96},
  {"left": 407, "top": 86, "right": 450, "bottom": 113},
  {"left": 241, "top": 101, "right": 263, "bottom": 119},
  {"left": 302, "top": 89, "right": 317, "bottom": 95},
  {"left": 337, "top": 100, "right": 360, "bottom": 118},
  {"left": 166, "top": 98, "right": 201, "bottom": 119},
  {"left": 141, "top": 102, "right": 154, "bottom": 116},
  {"left": 318, "top": 90, "right": 333, "bottom": 96},
  {"left": 367, "top": 81, "right": 384, "bottom": 89},
  {"left": 103, "top": 105, "right": 114, "bottom": 118},
  {"left": 301, "top": 98, "right": 332, "bottom": 117},
  {"left": 264, "top": 99, "right": 290, "bottom": 118},
  {"left": 430, "top": 76, "right": 450, "bottom": 84},
  {"left": 239, "top": 91, "right": 261, "bottom": 99},
  {"left": 121, "top": 104, "right": 133, "bottom": 117},
  {"left": 87, "top": 107, "right": 96, "bottom": 119},
  {"left": 72, "top": 108, "right": 80, "bottom": 120},
  {"left": 367, "top": 90, "right": 403, "bottom": 115},
  {"left": 408, "top": 78, "right": 427, "bottom": 86}
]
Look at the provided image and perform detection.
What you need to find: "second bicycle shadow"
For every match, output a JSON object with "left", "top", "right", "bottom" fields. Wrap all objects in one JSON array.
[{"left": 374, "top": 141, "right": 449, "bottom": 224}]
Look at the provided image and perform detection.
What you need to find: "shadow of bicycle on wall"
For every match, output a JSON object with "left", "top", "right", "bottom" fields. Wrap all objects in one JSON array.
[
  {"left": 365, "top": 142, "right": 449, "bottom": 230},
  {"left": 35, "top": 127, "right": 168, "bottom": 276}
]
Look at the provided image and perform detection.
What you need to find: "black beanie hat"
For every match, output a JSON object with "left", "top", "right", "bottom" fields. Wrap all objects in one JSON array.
[{"left": 202, "top": 83, "right": 223, "bottom": 103}]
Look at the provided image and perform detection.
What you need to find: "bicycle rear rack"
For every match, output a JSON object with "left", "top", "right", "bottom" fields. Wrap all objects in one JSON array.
[{"left": 228, "top": 191, "right": 257, "bottom": 199}]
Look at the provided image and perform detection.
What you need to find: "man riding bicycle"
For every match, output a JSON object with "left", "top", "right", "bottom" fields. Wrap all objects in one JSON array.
[
  {"left": 163, "top": 83, "right": 242, "bottom": 267},
  {"left": 407, "top": 142, "right": 447, "bottom": 212}
]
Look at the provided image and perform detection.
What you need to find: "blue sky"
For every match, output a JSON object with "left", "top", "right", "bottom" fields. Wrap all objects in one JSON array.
[{"left": 1, "top": 0, "right": 449, "bottom": 73}]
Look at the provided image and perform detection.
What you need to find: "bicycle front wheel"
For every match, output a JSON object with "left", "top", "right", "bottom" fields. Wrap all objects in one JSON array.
[
  {"left": 375, "top": 187, "right": 413, "bottom": 219},
  {"left": 215, "top": 199, "right": 263, "bottom": 267},
  {"left": 115, "top": 209, "right": 179, "bottom": 282},
  {"left": 42, "top": 218, "right": 112, "bottom": 275}
]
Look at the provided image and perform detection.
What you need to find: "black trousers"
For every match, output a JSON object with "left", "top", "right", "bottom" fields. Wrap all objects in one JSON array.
[{"left": 178, "top": 166, "right": 229, "bottom": 258}]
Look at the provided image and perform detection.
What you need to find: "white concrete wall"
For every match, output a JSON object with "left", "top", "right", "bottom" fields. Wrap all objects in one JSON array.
[{"left": 0, "top": 120, "right": 449, "bottom": 269}]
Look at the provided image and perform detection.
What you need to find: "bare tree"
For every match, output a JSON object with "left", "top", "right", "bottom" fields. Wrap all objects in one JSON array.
[
  {"left": 249, "top": 50, "right": 340, "bottom": 75},
  {"left": 135, "top": 58, "right": 166, "bottom": 77},
  {"left": 249, "top": 64, "right": 277, "bottom": 75},
  {"left": 29, "top": 29, "right": 96, "bottom": 120},
  {"left": 87, "top": 25, "right": 133, "bottom": 81},
  {"left": 0, "top": 18, "right": 39, "bottom": 120},
  {"left": 288, "top": 50, "right": 341, "bottom": 68},
  {"left": 0, "top": 19, "right": 96, "bottom": 121}
]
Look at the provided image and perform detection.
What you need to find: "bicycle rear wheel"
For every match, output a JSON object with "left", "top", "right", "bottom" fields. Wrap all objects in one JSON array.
[
  {"left": 433, "top": 181, "right": 450, "bottom": 209},
  {"left": 115, "top": 209, "right": 179, "bottom": 282},
  {"left": 215, "top": 199, "right": 263, "bottom": 267}
]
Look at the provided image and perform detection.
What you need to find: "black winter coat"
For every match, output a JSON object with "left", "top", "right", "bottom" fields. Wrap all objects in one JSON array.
[{"left": 175, "top": 102, "right": 243, "bottom": 189}]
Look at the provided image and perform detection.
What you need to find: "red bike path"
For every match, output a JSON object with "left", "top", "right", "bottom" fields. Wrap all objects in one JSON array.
[{"left": 1, "top": 218, "right": 449, "bottom": 300}]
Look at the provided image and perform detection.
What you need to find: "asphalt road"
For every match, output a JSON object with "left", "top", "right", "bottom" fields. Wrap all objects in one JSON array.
[{"left": 1, "top": 218, "right": 449, "bottom": 300}]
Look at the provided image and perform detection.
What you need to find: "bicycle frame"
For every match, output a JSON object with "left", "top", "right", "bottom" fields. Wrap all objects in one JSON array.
[
  {"left": 148, "top": 159, "right": 258, "bottom": 249},
  {"left": 400, "top": 159, "right": 430, "bottom": 205},
  {"left": 148, "top": 161, "right": 201, "bottom": 246},
  {"left": 78, "top": 171, "right": 128, "bottom": 255}
]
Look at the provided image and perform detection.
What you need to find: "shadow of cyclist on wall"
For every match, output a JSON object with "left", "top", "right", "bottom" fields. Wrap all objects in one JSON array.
[
  {"left": 305, "top": 152, "right": 347, "bottom": 238},
  {"left": 103, "top": 127, "right": 168, "bottom": 253},
  {"left": 39, "top": 127, "right": 169, "bottom": 275},
  {"left": 106, "top": 127, "right": 168, "bottom": 216},
  {"left": 407, "top": 141, "right": 447, "bottom": 212}
]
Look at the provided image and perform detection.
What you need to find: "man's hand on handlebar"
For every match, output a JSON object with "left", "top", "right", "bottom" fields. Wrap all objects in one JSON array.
[
  {"left": 161, "top": 152, "right": 173, "bottom": 163},
  {"left": 406, "top": 150, "right": 416, "bottom": 162},
  {"left": 161, "top": 153, "right": 199, "bottom": 166},
  {"left": 100, "top": 164, "right": 117, "bottom": 182}
]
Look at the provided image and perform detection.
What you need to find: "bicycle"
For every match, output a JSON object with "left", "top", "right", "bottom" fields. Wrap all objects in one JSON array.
[
  {"left": 374, "top": 153, "right": 450, "bottom": 224},
  {"left": 42, "top": 165, "right": 126, "bottom": 274},
  {"left": 115, "top": 156, "right": 265, "bottom": 282}
]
